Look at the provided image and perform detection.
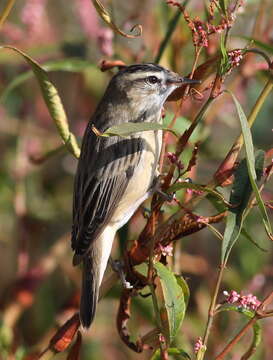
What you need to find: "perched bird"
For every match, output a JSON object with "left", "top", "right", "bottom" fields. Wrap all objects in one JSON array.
[{"left": 72, "top": 63, "right": 198, "bottom": 328}]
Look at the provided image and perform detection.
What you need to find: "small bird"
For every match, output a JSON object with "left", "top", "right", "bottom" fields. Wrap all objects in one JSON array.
[{"left": 72, "top": 63, "right": 198, "bottom": 328}]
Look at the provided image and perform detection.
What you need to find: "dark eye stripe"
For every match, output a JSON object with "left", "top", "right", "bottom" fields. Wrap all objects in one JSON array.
[{"left": 131, "top": 76, "right": 161, "bottom": 84}]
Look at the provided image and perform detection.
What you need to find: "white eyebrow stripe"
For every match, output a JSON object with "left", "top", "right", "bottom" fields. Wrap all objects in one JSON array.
[{"left": 125, "top": 71, "right": 164, "bottom": 81}]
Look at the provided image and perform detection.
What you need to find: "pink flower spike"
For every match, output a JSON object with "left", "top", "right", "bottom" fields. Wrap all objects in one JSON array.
[
  {"left": 166, "top": 152, "right": 184, "bottom": 170},
  {"left": 223, "top": 290, "right": 240, "bottom": 304},
  {"left": 166, "top": 152, "right": 178, "bottom": 164},
  {"left": 239, "top": 294, "right": 261, "bottom": 311},
  {"left": 223, "top": 290, "right": 261, "bottom": 311},
  {"left": 158, "top": 244, "right": 173, "bottom": 257},
  {"left": 228, "top": 50, "right": 243, "bottom": 68},
  {"left": 194, "top": 337, "right": 203, "bottom": 354}
]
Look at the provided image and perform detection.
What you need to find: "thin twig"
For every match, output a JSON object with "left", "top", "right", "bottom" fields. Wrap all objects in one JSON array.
[
  {"left": 202, "top": 264, "right": 225, "bottom": 348},
  {"left": 0, "top": 0, "right": 16, "bottom": 28}
]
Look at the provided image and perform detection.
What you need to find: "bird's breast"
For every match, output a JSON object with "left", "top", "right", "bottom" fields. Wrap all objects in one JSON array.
[{"left": 110, "top": 130, "right": 162, "bottom": 229}]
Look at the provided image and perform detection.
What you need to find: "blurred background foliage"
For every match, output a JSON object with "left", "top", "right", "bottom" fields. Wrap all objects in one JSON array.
[{"left": 0, "top": 0, "right": 272, "bottom": 359}]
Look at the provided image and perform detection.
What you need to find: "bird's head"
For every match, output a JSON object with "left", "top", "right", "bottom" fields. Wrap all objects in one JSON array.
[{"left": 108, "top": 63, "right": 199, "bottom": 111}]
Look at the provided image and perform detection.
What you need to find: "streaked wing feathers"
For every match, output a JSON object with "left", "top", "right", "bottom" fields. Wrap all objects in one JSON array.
[{"left": 71, "top": 132, "right": 143, "bottom": 262}]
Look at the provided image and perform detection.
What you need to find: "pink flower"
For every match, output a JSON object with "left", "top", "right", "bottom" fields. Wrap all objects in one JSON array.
[
  {"left": 159, "top": 333, "right": 166, "bottom": 344},
  {"left": 75, "top": 0, "right": 113, "bottom": 56},
  {"left": 194, "top": 337, "right": 203, "bottom": 353},
  {"left": 158, "top": 244, "right": 173, "bottom": 257},
  {"left": 223, "top": 290, "right": 261, "bottom": 311},
  {"left": 240, "top": 294, "right": 261, "bottom": 311},
  {"left": 228, "top": 50, "right": 243, "bottom": 68},
  {"left": 20, "top": 0, "right": 54, "bottom": 43},
  {"left": 166, "top": 152, "right": 184, "bottom": 170},
  {"left": 223, "top": 290, "right": 240, "bottom": 304},
  {"left": 186, "top": 188, "right": 203, "bottom": 196}
]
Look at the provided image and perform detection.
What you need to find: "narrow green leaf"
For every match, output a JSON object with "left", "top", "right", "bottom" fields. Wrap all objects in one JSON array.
[
  {"left": 238, "top": 36, "right": 273, "bottom": 55},
  {"left": 154, "top": 262, "right": 186, "bottom": 344},
  {"left": 0, "top": 46, "right": 80, "bottom": 159},
  {"left": 219, "top": 303, "right": 255, "bottom": 317},
  {"left": 241, "top": 227, "right": 267, "bottom": 253},
  {"left": 103, "top": 122, "right": 178, "bottom": 137},
  {"left": 218, "top": 304, "right": 262, "bottom": 357},
  {"left": 221, "top": 152, "right": 265, "bottom": 263},
  {"left": 229, "top": 92, "right": 256, "bottom": 176},
  {"left": 91, "top": 0, "right": 142, "bottom": 38},
  {"left": 229, "top": 91, "right": 272, "bottom": 240},
  {"left": 175, "top": 275, "right": 190, "bottom": 307},
  {"left": 250, "top": 321, "right": 262, "bottom": 353},
  {"left": 168, "top": 182, "right": 228, "bottom": 207},
  {"left": 219, "top": 0, "right": 227, "bottom": 14},
  {"left": 1, "top": 59, "right": 94, "bottom": 103},
  {"left": 219, "top": 34, "right": 229, "bottom": 75},
  {"left": 151, "top": 347, "right": 191, "bottom": 360}
]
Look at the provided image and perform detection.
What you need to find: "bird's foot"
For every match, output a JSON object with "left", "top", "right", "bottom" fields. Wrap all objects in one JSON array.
[
  {"left": 109, "top": 258, "right": 133, "bottom": 289},
  {"left": 152, "top": 175, "right": 175, "bottom": 202},
  {"left": 156, "top": 189, "right": 175, "bottom": 202}
]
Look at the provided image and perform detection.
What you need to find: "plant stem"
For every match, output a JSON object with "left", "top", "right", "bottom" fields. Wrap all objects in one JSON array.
[
  {"left": 215, "top": 291, "right": 273, "bottom": 359},
  {"left": 202, "top": 264, "right": 226, "bottom": 351},
  {"left": 38, "top": 349, "right": 56, "bottom": 360},
  {"left": 147, "top": 212, "right": 156, "bottom": 282},
  {"left": 0, "top": 0, "right": 16, "bottom": 28},
  {"left": 147, "top": 212, "right": 169, "bottom": 358},
  {"left": 215, "top": 316, "right": 258, "bottom": 360}
]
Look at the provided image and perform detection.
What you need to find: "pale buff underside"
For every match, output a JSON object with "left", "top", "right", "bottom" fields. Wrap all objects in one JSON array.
[{"left": 97, "top": 130, "right": 162, "bottom": 285}]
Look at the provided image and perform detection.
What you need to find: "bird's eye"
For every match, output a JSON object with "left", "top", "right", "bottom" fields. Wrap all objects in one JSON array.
[{"left": 147, "top": 76, "right": 160, "bottom": 84}]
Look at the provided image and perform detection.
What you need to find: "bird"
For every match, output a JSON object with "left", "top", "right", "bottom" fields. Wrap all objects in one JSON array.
[{"left": 71, "top": 63, "right": 198, "bottom": 328}]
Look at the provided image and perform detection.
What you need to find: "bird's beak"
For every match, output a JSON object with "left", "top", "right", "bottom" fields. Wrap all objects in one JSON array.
[{"left": 166, "top": 74, "right": 201, "bottom": 86}]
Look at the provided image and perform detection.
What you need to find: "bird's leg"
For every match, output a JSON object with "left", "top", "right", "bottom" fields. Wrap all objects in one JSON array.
[
  {"left": 152, "top": 175, "right": 175, "bottom": 202},
  {"left": 109, "top": 257, "right": 133, "bottom": 289}
]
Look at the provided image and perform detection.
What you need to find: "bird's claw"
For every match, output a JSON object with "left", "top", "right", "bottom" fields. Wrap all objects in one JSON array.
[{"left": 109, "top": 258, "right": 133, "bottom": 289}]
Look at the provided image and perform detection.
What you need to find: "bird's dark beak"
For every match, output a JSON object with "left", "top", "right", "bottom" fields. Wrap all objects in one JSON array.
[{"left": 166, "top": 74, "right": 201, "bottom": 86}]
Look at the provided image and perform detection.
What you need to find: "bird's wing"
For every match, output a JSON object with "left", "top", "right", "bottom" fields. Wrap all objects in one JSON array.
[{"left": 71, "top": 128, "right": 144, "bottom": 264}]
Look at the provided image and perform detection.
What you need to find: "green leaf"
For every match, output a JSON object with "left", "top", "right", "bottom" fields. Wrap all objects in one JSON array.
[
  {"left": 218, "top": 304, "right": 262, "bottom": 357},
  {"left": 154, "top": 262, "right": 186, "bottom": 344},
  {"left": 219, "top": 0, "right": 227, "bottom": 14},
  {"left": 151, "top": 347, "right": 191, "bottom": 360},
  {"left": 0, "top": 46, "right": 80, "bottom": 159},
  {"left": 221, "top": 152, "right": 265, "bottom": 264},
  {"left": 103, "top": 122, "right": 178, "bottom": 137},
  {"left": 241, "top": 227, "right": 268, "bottom": 253},
  {"left": 91, "top": 0, "right": 142, "bottom": 38},
  {"left": 219, "top": 34, "right": 229, "bottom": 75},
  {"left": 175, "top": 275, "right": 190, "bottom": 308},
  {"left": 228, "top": 91, "right": 272, "bottom": 240},
  {"left": 1, "top": 59, "right": 94, "bottom": 102},
  {"left": 238, "top": 36, "right": 273, "bottom": 55}
]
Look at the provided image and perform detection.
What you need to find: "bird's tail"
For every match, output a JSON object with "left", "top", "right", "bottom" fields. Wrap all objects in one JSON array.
[
  {"left": 80, "top": 247, "right": 100, "bottom": 328},
  {"left": 79, "top": 227, "right": 115, "bottom": 328}
]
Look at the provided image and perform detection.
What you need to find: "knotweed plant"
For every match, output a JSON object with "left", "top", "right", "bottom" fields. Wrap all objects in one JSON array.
[{"left": 0, "top": 1, "right": 272, "bottom": 359}]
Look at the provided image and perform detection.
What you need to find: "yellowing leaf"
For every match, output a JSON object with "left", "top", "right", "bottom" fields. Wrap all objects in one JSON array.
[
  {"left": 0, "top": 46, "right": 80, "bottom": 159},
  {"left": 92, "top": 0, "right": 142, "bottom": 38}
]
